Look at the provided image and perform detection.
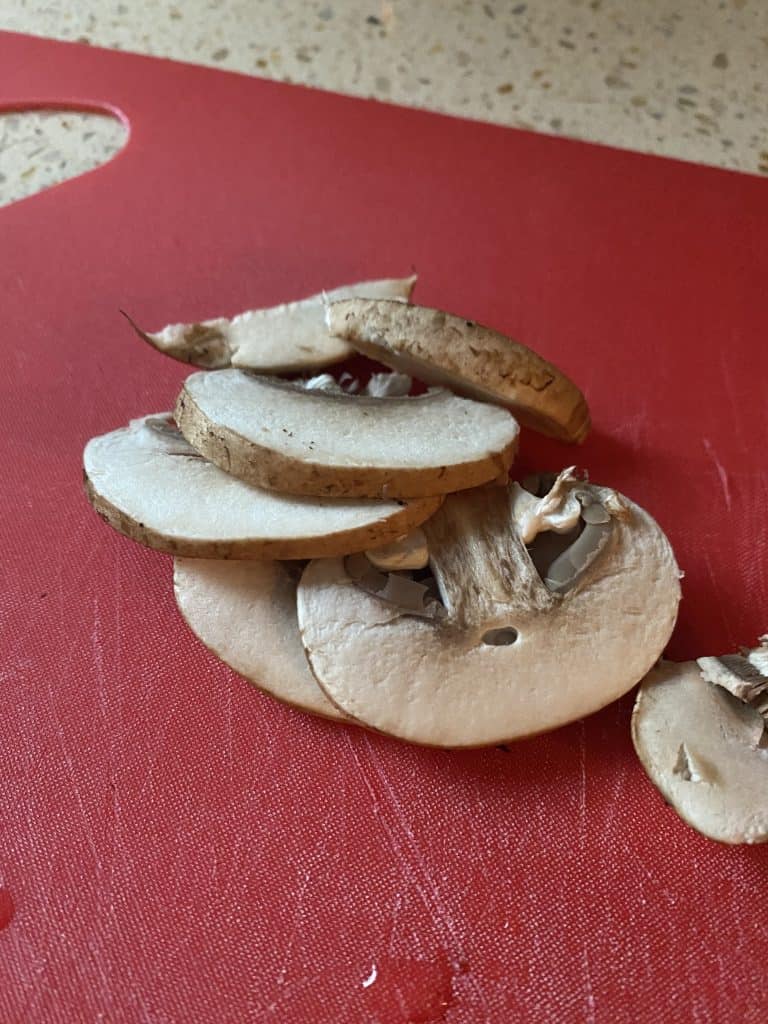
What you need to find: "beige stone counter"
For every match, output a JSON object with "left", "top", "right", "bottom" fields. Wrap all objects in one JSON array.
[{"left": 1, "top": 1, "right": 767, "bottom": 207}]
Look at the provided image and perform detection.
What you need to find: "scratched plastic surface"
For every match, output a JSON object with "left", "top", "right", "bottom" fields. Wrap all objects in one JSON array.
[{"left": 1, "top": 30, "right": 767, "bottom": 1024}]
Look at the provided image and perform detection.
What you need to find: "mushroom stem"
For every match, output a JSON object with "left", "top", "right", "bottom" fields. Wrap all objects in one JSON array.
[{"left": 423, "top": 485, "right": 556, "bottom": 626}]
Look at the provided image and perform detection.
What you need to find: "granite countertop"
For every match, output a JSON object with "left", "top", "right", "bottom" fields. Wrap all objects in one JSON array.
[{"left": 1, "top": 1, "right": 767, "bottom": 207}]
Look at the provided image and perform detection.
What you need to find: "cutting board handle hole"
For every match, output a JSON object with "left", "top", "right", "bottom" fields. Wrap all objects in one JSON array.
[{"left": 0, "top": 102, "right": 129, "bottom": 208}]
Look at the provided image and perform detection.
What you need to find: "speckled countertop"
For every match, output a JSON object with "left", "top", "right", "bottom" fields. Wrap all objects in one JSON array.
[{"left": 1, "top": 1, "right": 767, "bottom": 206}]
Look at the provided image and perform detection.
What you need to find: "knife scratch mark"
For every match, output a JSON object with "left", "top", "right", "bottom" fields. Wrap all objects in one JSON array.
[
  {"left": 702, "top": 438, "right": 732, "bottom": 512},
  {"left": 581, "top": 943, "right": 597, "bottom": 1024},
  {"left": 44, "top": 670, "right": 101, "bottom": 871},
  {"left": 345, "top": 732, "right": 490, "bottom": 1016},
  {"left": 275, "top": 869, "right": 312, "bottom": 990}
]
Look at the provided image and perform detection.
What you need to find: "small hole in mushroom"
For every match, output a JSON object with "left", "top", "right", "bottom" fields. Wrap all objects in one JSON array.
[{"left": 482, "top": 627, "right": 519, "bottom": 646}]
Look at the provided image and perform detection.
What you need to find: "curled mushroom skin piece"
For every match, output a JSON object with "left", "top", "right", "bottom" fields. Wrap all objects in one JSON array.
[
  {"left": 632, "top": 640, "right": 768, "bottom": 844},
  {"left": 297, "top": 475, "right": 681, "bottom": 747}
]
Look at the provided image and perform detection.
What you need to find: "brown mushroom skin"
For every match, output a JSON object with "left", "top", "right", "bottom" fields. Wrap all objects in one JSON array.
[{"left": 326, "top": 299, "right": 590, "bottom": 443}]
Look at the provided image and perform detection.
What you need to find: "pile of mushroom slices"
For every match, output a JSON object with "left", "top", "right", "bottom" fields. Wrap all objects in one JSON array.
[{"left": 83, "top": 275, "right": 765, "bottom": 844}]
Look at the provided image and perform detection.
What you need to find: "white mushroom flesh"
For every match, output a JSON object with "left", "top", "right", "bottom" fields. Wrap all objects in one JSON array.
[
  {"left": 511, "top": 467, "right": 584, "bottom": 544},
  {"left": 176, "top": 370, "right": 519, "bottom": 499},
  {"left": 632, "top": 659, "right": 768, "bottom": 844},
  {"left": 83, "top": 414, "right": 442, "bottom": 559},
  {"left": 132, "top": 275, "right": 417, "bottom": 373},
  {"left": 749, "top": 637, "right": 768, "bottom": 676},
  {"left": 302, "top": 371, "right": 412, "bottom": 399},
  {"left": 297, "top": 479, "right": 680, "bottom": 747},
  {"left": 303, "top": 373, "right": 344, "bottom": 393},
  {"left": 365, "top": 372, "right": 412, "bottom": 398},
  {"left": 174, "top": 558, "right": 346, "bottom": 720},
  {"left": 365, "top": 528, "right": 429, "bottom": 571}
]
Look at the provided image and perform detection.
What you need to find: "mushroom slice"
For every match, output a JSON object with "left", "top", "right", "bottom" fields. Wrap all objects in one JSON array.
[
  {"left": 175, "top": 370, "right": 519, "bottom": 499},
  {"left": 297, "top": 477, "right": 680, "bottom": 747},
  {"left": 325, "top": 299, "right": 590, "bottom": 443},
  {"left": 126, "top": 275, "right": 416, "bottom": 373},
  {"left": 173, "top": 558, "right": 346, "bottom": 720},
  {"left": 632, "top": 651, "right": 768, "bottom": 845},
  {"left": 83, "top": 414, "right": 441, "bottom": 559}
]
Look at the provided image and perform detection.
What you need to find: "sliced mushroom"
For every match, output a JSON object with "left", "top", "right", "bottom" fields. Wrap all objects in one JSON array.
[
  {"left": 174, "top": 558, "right": 346, "bottom": 720},
  {"left": 175, "top": 370, "right": 519, "bottom": 499},
  {"left": 632, "top": 649, "right": 768, "bottom": 845},
  {"left": 297, "top": 476, "right": 680, "bottom": 747},
  {"left": 325, "top": 299, "right": 590, "bottom": 443},
  {"left": 83, "top": 414, "right": 441, "bottom": 559},
  {"left": 126, "top": 275, "right": 416, "bottom": 374}
]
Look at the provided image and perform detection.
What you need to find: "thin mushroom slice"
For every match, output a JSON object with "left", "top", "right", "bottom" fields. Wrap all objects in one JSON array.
[
  {"left": 125, "top": 274, "right": 416, "bottom": 374},
  {"left": 632, "top": 647, "right": 768, "bottom": 845},
  {"left": 174, "top": 558, "right": 346, "bottom": 721},
  {"left": 83, "top": 414, "right": 441, "bottom": 559},
  {"left": 175, "top": 370, "right": 519, "bottom": 499},
  {"left": 325, "top": 299, "right": 590, "bottom": 443},
  {"left": 297, "top": 475, "right": 681, "bottom": 748}
]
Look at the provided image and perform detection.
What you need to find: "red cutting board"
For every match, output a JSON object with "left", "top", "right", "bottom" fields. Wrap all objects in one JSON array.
[{"left": 1, "top": 31, "right": 767, "bottom": 1024}]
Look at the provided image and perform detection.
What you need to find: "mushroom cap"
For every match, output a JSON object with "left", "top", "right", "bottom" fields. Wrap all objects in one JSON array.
[
  {"left": 83, "top": 414, "right": 441, "bottom": 559},
  {"left": 174, "top": 558, "right": 345, "bottom": 720},
  {"left": 325, "top": 299, "right": 590, "bottom": 443},
  {"left": 128, "top": 275, "right": 416, "bottom": 373},
  {"left": 176, "top": 370, "right": 519, "bottom": 499},
  {"left": 297, "top": 479, "right": 681, "bottom": 747},
  {"left": 632, "top": 660, "right": 768, "bottom": 845}
]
